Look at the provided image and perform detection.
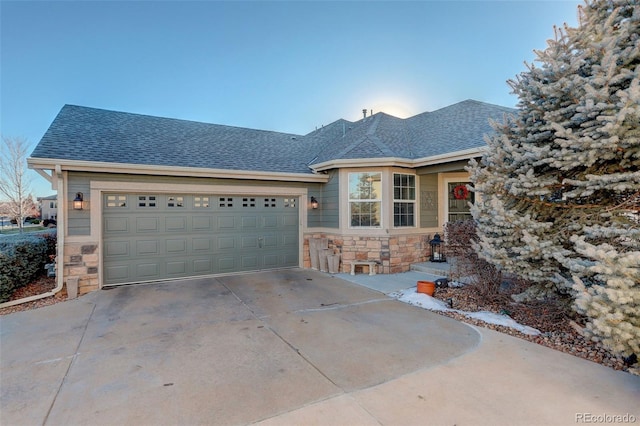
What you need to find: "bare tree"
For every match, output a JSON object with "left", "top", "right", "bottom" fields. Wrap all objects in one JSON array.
[{"left": 0, "top": 136, "right": 33, "bottom": 232}]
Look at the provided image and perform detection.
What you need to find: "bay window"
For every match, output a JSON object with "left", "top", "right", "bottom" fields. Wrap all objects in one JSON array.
[{"left": 349, "top": 172, "right": 381, "bottom": 227}]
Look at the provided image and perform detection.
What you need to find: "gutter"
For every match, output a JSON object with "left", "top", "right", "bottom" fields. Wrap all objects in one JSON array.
[
  {"left": 310, "top": 147, "right": 488, "bottom": 172},
  {"left": 27, "top": 158, "right": 330, "bottom": 183},
  {"left": 0, "top": 166, "right": 65, "bottom": 309}
]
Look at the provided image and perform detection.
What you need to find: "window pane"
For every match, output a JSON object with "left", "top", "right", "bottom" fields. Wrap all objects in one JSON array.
[
  {"left": 393, "top": 173, "right": 415, "bottom": 201},
  {"left": 350, "top": 201, "right": 381, "bottom": 227},
  {"left": 393, "top": 202, "right": 415, "bottom": 227},
  {"left": 349, "top": 172, "right": 381, "bottom": 200}
]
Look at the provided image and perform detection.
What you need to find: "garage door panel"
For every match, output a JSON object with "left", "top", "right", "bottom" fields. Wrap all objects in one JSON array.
[
  {"left": 105, "top": 264, "right": 130, "bottom": 281},
  {"left": 136, "top": 263, "right": 160, "bottom": 279},
  {"left": 218, "top": 236, "right": 236, "bottom": 250},
  {"left": 166, "top": 216, "right": 187, "bottom": 232},
  {"left": 193, "top": 259, "right": 212, "bottom": 273},
  {"left": 241, "top": 236, "right": 258, "bottom": 249},
  {"left": 166, "top": 239, "right": 187, "bottom": 254},
  {"left": 137, "top": 217, "right": 159, "bottom": 232},
  {"left": 166, "top": 260, "right": 187, "bottom": 275},
  {"left": 192, "top": 216, "right": 212, "bottom": 231},
  {"left": 283, "top": 253, "right": 298, "bottom": 265},
  {"left": 263, "top": 234, "right": 277, "bottom": 248},
  {"left": 263, "top": 216, "right": 278, "bottom": 228},
  {"left": 263, "top": 254, "right": 279, "bottom": 267},
  {"left": 282, "top": 215, "right": 298, "bottom": 227},
  {"left": 136, "top": 240, "right": 159, "bottom": 256},
  {"left": 217, "top": 216, "right": 235, "bottom": 229},
  {"left": 103, "top": 193, "right": 299, "bottom": 285},
  {"left": 241, "top": 255, "right": 258, "bottom": 269},
  {"left": 281, "top": 234, "right": 298, "bottom": 248},
  {"left": 192, "top": 238, "right": 212, "bottom": 252},
  {"left": 104, "top": 217, "right": 129, "bottom": 233},
  {"left": 241, "top": 216, "right": 257, "bottom": 229},
  {"left": 217, "top": 257, "right": 236, "bottom": 272},
  {"left": 105, "top": 241, "right": 130, "bottom": 257}
]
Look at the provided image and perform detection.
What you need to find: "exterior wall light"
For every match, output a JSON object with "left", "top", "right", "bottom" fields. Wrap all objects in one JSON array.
[
  {"left": 429, "top": 233, "right": 446, "bottom": 263},
  {"left": 310, "top": 196, "right": 319, "bottom": 209},
  {"left": 73, "top": 192, "right": 84, "bottom": 210}
]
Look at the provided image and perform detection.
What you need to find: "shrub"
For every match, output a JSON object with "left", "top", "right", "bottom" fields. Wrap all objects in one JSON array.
[
  {"left": 444, "top": 220, "right": 504, "bottom": 301},
  {"left": 0, "top": 231, "right": 57, "bottom": 303}
]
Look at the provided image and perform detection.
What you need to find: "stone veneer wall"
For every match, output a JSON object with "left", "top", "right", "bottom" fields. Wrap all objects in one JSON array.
[
  {"left": 63, "top": 242, "right": 100, "bottom": 295},
  {"left": 303, "top": 233, "right": 431, "bottom": 274}
]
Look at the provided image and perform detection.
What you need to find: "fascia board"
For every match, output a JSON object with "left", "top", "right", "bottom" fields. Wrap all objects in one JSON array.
[
  {"left": 27, "top": 158, "right": 330, "bottom": 183},
  {"left": 310, "top": 147, "right": 487, "bottom": 172},
  {"left": 311, "top": 157, "right": 415, "bottom": 172},
  {"left": 411, "top": 147, "right": 487, "bottom": 167}
]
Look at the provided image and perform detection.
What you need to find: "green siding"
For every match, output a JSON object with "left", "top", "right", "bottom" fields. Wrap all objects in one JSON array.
[
  {"left": 67, "top": 175, "right": 91, "bottom": 236},
  {"left": 307, "top": 182, "right": 323, "bottom": 228},
  {"left": 308, "top": 170, "right": 339, "bottom": 229},
  {"left": 419, "top": 174, "right": 438, "bottom": 228}
]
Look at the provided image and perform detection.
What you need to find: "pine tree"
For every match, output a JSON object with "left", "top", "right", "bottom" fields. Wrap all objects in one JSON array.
[{"left": 469, "top": 0, "right": 639, "bottom": 357}]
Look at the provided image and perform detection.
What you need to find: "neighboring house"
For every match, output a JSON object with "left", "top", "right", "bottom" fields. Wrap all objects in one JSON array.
[
  {"left": 28, "top": 99, "right": 515, "bottom": 295},
  {"left": 38, "top": 194, "right": 58, "bottom": 220}
]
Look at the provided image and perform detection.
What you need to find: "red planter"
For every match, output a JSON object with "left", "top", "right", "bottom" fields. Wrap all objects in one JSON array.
[{"left": 417, "top": 280, "right": 436, "bottom": 296}]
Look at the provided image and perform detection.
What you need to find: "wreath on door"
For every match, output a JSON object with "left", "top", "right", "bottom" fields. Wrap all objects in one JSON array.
[{"left": 453, "top": 184, "right": 469, "bottom": 200}]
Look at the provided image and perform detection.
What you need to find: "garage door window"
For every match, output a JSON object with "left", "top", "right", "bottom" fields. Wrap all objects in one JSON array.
[
  {"left": 167, "top": 196, "right": 184, "bottom": 208},
  {"left": 219, "top": 197, "right": 233, "bottom": 207},
  {"left": 138, "top": 195, "right": 157, "bottom": 208},
  {"left": 264, "top": 198, "right": 276, "bottom": 208},
  {"left": 243, "top": 197, "right": 256, "bottom": 207},
  {"left": 194, "top": 196, "right": 210, "bottom": 208},
  {"left": 284, "top": 198, "right": 296, "bottom": 208},
  {"left": 106, "top": 194, "right": 127, "bottom": 208}
]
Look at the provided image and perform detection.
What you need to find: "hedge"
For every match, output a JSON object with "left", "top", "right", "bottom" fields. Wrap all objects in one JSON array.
[{"left": 0, "top": 231, "right": 57, "bottom": 303}]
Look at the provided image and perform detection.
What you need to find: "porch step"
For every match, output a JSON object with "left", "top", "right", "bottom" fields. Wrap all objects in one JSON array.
[{"left": 410, "top": 262, "right": 450, "bottom": 277}]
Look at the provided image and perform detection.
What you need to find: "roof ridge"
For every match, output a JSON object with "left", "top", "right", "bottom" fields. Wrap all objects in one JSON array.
[
  {"left": 61, "top": 104, "right": 304, "bottom": 137},
  {"left": 366, "top": 113, "right": 381, "bottom": 135}
]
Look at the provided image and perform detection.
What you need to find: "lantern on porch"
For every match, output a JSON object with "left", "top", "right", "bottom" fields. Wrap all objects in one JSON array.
[{"left": 429, "top": 234, "right": 446, "bottom": 263}]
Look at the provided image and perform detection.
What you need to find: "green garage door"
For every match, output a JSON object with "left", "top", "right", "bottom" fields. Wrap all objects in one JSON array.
[{"left": 102, "top": 193, "right": 299, "bottom": 286}]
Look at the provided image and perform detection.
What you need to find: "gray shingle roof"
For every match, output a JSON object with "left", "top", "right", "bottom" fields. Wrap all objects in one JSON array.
[
  {"left": 30, "top": 100, "right": 516, "bottom": 174},
  {"left": 311, "top": 99, "right": 515, "bottom": 164},
  {"left": 31, "top": 105, "right": 319, "bottom": 174}
]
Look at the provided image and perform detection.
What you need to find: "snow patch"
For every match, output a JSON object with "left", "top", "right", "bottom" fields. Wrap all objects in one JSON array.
[{"left": 389, "top": 287, "right": 541, "bottom": 336}]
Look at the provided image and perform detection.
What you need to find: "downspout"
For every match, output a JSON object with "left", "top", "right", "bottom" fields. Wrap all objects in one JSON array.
[{"left": 0, "top": 166, "right": 65, "bottom": 309}]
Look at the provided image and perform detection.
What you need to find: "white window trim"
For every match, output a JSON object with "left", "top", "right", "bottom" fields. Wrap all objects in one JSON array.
[
  {"left": 392, "top": 172, "right": 416, "bottom": 228},
  {"left": 347, "top": 171, "right": 383, "bottom": 229}
]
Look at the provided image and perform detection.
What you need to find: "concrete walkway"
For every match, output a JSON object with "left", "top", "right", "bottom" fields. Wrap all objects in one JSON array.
[{"left": 1, "top": 269, "right": 638, "bottom": 425}]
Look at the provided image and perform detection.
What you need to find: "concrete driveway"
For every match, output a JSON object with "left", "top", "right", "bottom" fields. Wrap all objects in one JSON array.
[{"left": 1, "top": 269, "right": 639, "bottom": 425}]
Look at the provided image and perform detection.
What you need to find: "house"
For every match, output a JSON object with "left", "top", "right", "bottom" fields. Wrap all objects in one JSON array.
[
  {"left": 28, "top": 99, "right": 515, "bottom": 295},
  {"left": 37, "top": 194, "right": 58, "bottom": 220}
]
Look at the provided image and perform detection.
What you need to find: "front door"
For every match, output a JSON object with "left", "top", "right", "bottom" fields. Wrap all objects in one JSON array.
[{"left": 447, "top": 182, "right": 474, "bottom": 222}]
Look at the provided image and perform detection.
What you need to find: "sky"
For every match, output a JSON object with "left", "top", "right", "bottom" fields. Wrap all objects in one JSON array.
[{"left": 1, "top": 0, "right": 581, "bottom": 197}]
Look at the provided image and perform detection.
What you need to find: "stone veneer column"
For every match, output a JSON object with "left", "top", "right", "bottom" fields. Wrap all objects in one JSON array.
[{"left": 63, "top": 242, "right": 100, "bottom": 294}]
